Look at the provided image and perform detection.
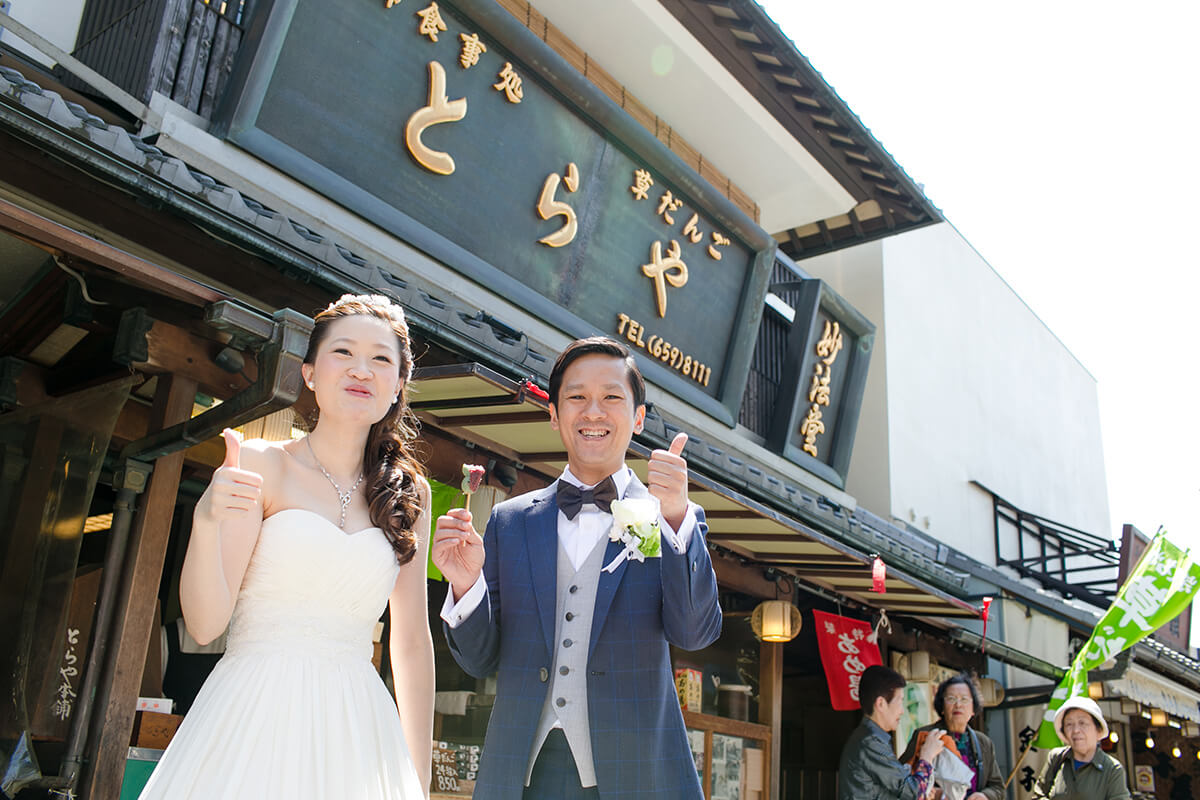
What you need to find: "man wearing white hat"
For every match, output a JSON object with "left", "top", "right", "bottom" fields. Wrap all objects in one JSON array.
[{"left": 1032, "top": 696, "right": 1130, "bottom": 799}]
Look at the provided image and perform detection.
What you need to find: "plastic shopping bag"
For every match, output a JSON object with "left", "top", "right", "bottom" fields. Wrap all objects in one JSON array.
[{"left": 932, "top": 749, "right": 976, "bottom": 800}]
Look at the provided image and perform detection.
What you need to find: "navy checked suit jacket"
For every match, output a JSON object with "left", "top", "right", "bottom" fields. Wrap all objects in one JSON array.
[{"left": 444, "top": 476, "right": 722, "bottom": 800}]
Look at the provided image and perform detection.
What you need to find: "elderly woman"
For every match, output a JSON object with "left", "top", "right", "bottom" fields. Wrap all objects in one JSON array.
[
  {"left": 900, "top": 673, "right": 1003, "bottom": 800},
  {"left": 1032, "top": 696, "right": 1130, "bottom": 800}
]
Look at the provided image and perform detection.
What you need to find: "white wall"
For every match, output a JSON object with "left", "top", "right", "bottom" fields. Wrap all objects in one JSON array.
[
  {"left": 0, "top": 0, "right": 86, "bottom": 68},
  {"left": 804, "top": 223, "right": 1111, "bottom": 564}
]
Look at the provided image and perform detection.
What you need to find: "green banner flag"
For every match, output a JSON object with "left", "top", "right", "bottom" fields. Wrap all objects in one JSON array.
[{"left": 1034, "top": 531, "right": 1200, "bottom": 748}]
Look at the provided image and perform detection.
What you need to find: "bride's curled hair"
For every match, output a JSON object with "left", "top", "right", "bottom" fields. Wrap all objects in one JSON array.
[{"left": 304, "top": 294, "right": 425, "bottom": 565}]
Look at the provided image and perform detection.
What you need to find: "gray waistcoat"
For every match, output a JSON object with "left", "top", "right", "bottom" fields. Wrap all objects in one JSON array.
[{"left": 525, "top": 536, "right": 608, "bottom": 787}]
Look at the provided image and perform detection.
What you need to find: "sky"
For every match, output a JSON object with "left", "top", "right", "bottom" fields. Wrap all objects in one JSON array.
[{"left": 759, "top": 1, "right": 1200, "bottom": 554}]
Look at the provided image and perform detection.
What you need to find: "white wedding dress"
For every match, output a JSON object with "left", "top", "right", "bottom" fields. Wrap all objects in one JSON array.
[{"left": 139, "top": 508, "right": 424, "bottom": 799}]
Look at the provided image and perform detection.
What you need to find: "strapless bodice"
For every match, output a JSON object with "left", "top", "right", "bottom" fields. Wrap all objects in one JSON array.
[{"left": 225, "top": 508, "right": 400, "bottom": 660}]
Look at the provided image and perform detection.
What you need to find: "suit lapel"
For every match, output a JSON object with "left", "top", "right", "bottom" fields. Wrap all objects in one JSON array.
[
  {"left": 589, "top": 474, "right": 650, "bottom": 652},
  {"left": 525, "top": 485, "right": 559, "bottom": 657}
]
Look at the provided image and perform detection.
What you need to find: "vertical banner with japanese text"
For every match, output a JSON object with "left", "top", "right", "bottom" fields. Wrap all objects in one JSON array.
[
  {"left": 812, "top": 610, "right": 883, "bottom": 711},
  {"left": 1034, "top": 531, "right": 1200, "bottom": 748}
]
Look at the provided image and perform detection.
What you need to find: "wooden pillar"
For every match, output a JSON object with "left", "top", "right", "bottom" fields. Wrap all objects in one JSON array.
[
  {"left": 81, "top": 374, "right": 197, "bottom": 800},
  {"left": 760, "top": 641, "right": 783, "bottom": 800}
]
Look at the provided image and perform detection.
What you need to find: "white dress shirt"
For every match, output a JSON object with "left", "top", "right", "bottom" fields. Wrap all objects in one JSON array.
[{"left": 441, "top": 465, "right": 696, "bottom": 627}]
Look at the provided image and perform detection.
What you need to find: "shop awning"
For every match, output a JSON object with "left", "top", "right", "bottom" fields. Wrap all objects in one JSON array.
[
  {"left": 1108, "top": 665, "right": 1200, "bottom": 724},
  {"left": 410, "top": 363, "right": 978, "bottom": 619}
]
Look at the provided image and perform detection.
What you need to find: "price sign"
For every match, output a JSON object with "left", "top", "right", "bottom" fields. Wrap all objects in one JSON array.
[{"left": 431, "top": 740, "right": 481, "bottom": 796}]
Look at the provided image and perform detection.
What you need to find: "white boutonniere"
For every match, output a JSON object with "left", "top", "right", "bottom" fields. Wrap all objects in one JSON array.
[{"left": 602, "top": 497, "right": 662, "bottom": 573}]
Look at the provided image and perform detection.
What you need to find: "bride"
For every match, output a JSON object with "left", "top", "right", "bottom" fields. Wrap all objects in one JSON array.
[{"left": 139, "top": 294, "right": 433, "bottom": 799}]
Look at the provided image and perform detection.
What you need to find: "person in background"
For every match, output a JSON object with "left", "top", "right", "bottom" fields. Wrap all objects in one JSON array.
[
  {"left": 839, "top": 664, "right": 945, "bottom": 800},
  {"left": 900, "top": 673, "right": 1003, "bottom": 800},
  {"left": 1033, "top": 696, "right": 1130, "bottom": 800}
]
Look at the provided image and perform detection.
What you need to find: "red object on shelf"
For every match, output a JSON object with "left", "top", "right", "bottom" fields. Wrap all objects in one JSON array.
[
  {"left": 980, "top": 596, "right": 993, "bottom": 652},
  {"left": 871, "top": 557, "right": 886, "bottom": 593},
  {"left": 523, "top": 380, "right": 549, "bottom": 401}
]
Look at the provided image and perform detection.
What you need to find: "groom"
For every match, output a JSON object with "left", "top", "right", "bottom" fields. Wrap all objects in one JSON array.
[{"left": 432, "top": 336, "right": 721, "bottom": 799}]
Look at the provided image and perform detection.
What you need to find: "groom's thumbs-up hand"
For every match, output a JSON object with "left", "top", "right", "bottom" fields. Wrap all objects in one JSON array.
[
  {"left": 647, "top": 431, "right": 689, "bottom": 530},
  {"left": 198, "top": 428, "right": 264, "bottom": 524}
]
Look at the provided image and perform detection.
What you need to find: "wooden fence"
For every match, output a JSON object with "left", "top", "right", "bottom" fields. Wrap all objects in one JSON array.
[{"left": 70, "top": 0, "right": 250, "bottom": 119}]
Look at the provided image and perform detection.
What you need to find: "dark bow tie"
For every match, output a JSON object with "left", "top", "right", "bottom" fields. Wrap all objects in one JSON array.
[{"left": 556, "top": 476, "right": 618, "bottom": 520}]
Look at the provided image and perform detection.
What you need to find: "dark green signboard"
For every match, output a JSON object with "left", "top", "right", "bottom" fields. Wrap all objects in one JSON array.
[
  {"left": 219, "top": 0, "right": 775, "bottom": 422},
  {"left": 766, "top": 279, "right": 874, "bottom": 488}
]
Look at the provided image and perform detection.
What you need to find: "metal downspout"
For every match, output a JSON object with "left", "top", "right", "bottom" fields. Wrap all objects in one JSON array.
[
  {"left": 39, "top": 303, "right": 312, "bottom": 796},
  {"left": 53, "top": 460, "right": 152, "bottom": 795}
]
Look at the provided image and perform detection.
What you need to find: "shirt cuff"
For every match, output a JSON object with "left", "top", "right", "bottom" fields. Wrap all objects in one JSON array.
[
  {"left": 659, "top": 503, "right": 697, "bottom": 554},
  {"left": 440, "top": 573, "right": 487, "bottom": 628}
]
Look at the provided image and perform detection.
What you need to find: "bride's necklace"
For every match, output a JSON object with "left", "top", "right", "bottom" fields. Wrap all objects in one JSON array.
[{"left": 306, "top": 437, "right": 365, "bottom": 529}]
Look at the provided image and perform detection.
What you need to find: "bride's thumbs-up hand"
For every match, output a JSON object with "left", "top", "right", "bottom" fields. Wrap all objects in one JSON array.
[{"left": 198, "top": 428, "right": 264, "bottom": 523}]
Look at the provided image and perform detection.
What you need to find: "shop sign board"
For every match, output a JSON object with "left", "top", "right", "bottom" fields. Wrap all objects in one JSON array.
[
  {"left": 217, "top": 0, "right": 777, "bottom": 423},
  {"left": 766, "top": 279, "right": 874, "bottom": 488}
]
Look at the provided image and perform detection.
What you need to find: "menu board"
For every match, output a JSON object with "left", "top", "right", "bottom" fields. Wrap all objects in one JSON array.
[{"left": 431, "top": 740, "right": 480, "bottom": 796}]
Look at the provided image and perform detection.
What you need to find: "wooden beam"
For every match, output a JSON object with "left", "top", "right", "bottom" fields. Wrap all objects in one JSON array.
[
  {"left": 433, "top": 410, "right": 549, "bottom": 427},
  {"left": 0, "top": 131, "right": 330, "bottom": 314},
  {"left": 746, "top": 554, "right": 865, "bottom": 566},
  {"left": 0, "top": 417, "right": 65, "bottom": 671},
  {"left": 760, "top": 641, "right": 782, "bottom": 800},
  {"left": 785, "top": 226, "right": 804, "bottom": 255},
  {"left": 0, "top": 197, "right": 221, "bottom": 307},
  {"left": 702, "top": 510, "right": 762, "bottom": 520},
  {"left": 682, "top": 710, "right": 771, "bottom": 741},
  {"left": 518, "top": 451, "right": 571, "bottom": 462},
  {"left": 706, "top": 531, "right": 825, "bottom": 541},
  {"left": 82, "top": 373, "right": 197, "bottom": 800},
  {"left": 0, "top": 265, "right": 67, "bottom": 358},
  {"left": 832, "top": 587, "right": 939, "bottom": 598},
  {"left": 133, "top": 318, "right": 259, "bottom": 400},
  {"left": 710, "top": 550, "right": 777, "bottom": 599}
]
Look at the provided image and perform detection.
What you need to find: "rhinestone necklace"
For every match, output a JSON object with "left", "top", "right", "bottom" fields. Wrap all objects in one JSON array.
[{"left": 306, "top": 437, "right": 365, "bottom": 529}]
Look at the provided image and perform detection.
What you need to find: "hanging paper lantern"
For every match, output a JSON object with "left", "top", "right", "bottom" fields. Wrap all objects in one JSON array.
[{"left": 751, "top": 600, "right": 801, "bottom": 642}]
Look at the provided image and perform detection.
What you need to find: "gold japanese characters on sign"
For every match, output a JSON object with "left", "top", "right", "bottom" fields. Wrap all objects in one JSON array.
[
  {"left": 800, "top": 320, "right": 844, "bottom": 457},
  {"left": 459, "top": 33, "right": 486, "bottom": 69},
  {"left": 394, "top": 10, "right": 731, "bottom": 392},
  {"left": 625, "top": 168, "right": 731, "bottom": 318},
  {"left": 416, "top": 2, "right": 447, "bottom": 41},
  {"left": 401, "top": 7, "right": 523, "bottom": 174},
  {"left": 630, "top": 169, "right": 653, "bottom": 200},
  {"left": 405, "top": 61, "right": 468, "bottom": 175},
  {"left": 656, "top": 191, "right": 682, "bottom": 225},
  {"left": 630, "top": 169, "right": 730, "bottom": 262},
  {"left": 641, "top": 240, "right": 687, "bottom": 317},
  {"left": 617, "top": 313, "right": 711, "bottom": 387},
  {"left": 494, "top": 61, "right": 524, "bottom": 103},
  {"left": 536, "top": 163, "right": 580, "bottom": 247},
  {"left": 708, "top": 232, "right": 730, "bottom": 260}
]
